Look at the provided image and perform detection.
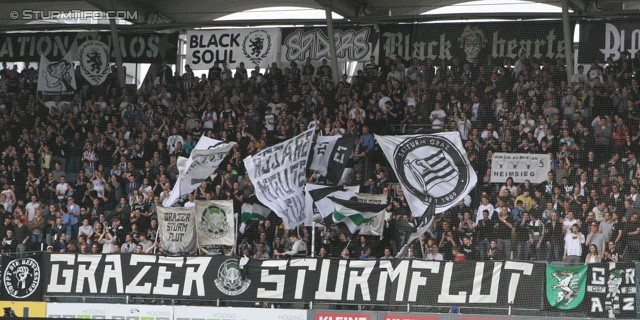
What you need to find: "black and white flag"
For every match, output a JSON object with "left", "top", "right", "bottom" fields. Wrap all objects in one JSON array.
[
  {"left": 310, "top": 135, "right": 340, "bottom": 176},
  {"left": 305, "top": 184, "right": 360, "bottom": 219},
  {"left": 375, "top": 132, "right": 477, "bottom": 257},
  {"left": 37, "top": 51, "right": 77, "bottom": 95},
  {"left": 78, "top": 40, "right": 110, "bottom": 86},
  {"left": 327, "top": 136, "right": 357, "bottom": 184}
]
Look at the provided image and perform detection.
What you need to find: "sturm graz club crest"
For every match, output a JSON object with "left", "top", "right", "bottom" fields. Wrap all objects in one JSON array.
[
  {"left": 242, "top": 30, "right": 271, "bottom": 65},
  {"left": 198, "top": 204, "right": 229, "bottom": 239},
  {"left": 78, "top": 40, "right": 110, "bottom": 86},
  {"left": 3, "top": 258, "right": 40, "bottom": 299},
  {"left": 394, "top": 136, "right": 471, "bottom": 211},
  {"left": 214, "top": 259, "right": 250, "bottom": 296}
]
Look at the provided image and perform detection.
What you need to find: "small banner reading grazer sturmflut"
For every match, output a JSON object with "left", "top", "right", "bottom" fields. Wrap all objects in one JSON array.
[{"left": 546, "top": 264, "right": 587, "bottom": 310}]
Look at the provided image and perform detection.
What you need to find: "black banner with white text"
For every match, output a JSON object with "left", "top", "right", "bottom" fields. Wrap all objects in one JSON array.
[
  {"left": 1, "top": 254, "right": 43, "bottom": 301},
  {"left": 379, "top": 21, "right": 570, "bottom": 63},
  {"left": 42, "top": 254, "right": 544, "bottom": 308},
  {"left": 579, "top": 21, "right": 640, "bottom": 63},
  {"left": 0, "top": 32, "right": 178, "bottom": 63}
]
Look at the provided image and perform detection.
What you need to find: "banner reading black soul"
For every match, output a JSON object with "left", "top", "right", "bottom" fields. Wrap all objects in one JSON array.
[
  {"left": 379, "top": 21, "right": 570, "bottom": 63},
  {"left": 578, "top": 21, "right": 640, "bottom": 63},
  {"left": 0, "top": 32, "right": 178, "bottom": 63},
  {"left": 42, "top": 254, "right": 544, "bottom": 309},
  {"left": 280, "top": 26, "right": 377, "bottom": 62},
  {"left": 0, "top": 254, "right": 43, "bottom": 301}
]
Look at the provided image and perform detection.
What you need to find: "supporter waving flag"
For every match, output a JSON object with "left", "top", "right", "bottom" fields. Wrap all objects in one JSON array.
[{"left": 375, "top": 132, "right": 477, "bottom": 257}]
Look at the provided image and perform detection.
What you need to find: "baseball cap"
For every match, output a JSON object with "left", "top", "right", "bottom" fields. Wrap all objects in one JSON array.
[{"left": 591, "top": 222, "right": 599, "bottom": 227}]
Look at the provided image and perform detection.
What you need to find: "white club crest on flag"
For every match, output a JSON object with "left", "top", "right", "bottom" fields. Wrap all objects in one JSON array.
[
  {"left": 375, "top": 132, "right": 477, "bottom": 258},
  {"left": 375, "top": 132, "right": 477, "bottom": 216},
  {"left": 196, "top": 200, "right": 235, "bottom": 246},
  {"left": 38, "top": 51, "right": 77, "bottom": 95},
  {"left": 78, "top": 40, "right": 110, "bottom": 86}
]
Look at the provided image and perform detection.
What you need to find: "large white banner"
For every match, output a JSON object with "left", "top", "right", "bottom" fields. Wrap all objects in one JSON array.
[
  {"left": 186, "top": 28, "right": 280, "bottom": 69},
  {"left": 37, "top": 51, "right": 77, "bottom": 95},
  {"left": 310, "top": 135, "right": 340, "bottom": 176},
  {"left": 195, "top": 199, "right": 235, "bottom": 246},
  {"left": 491, "top": 153, "right": 551, "bottom": 183},
  {"left": 375, "top": 132, "right": 477, "bottom": 217},
  {"left": 166, "top": 137, "right": 235, "bottom": 206},
  {"left": 157, "top": 206, "right": 197, "bottom": 253},
  {"left": 244, "top": 128, "right": 315, "bottom": 229}
]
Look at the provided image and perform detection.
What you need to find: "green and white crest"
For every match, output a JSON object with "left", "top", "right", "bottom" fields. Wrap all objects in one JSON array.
[{"left": 546, "top": 264, "right": 587, "bottom": 310}]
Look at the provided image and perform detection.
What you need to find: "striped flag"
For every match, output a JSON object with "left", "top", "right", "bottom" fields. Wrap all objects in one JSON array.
[
  {"left": 405, "top": 149, "right": 460, "bottom": 196},
  {"left": 241, "top": 202, "right": 271, "bottom": 223},
  {"left": 329, "top": 197, "right": 388, "bottom": 233}
]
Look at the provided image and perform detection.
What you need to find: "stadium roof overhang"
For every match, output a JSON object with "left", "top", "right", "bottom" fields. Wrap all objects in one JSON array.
[{"left": 1, "top": 0, "right": 640, "bottom": 32}]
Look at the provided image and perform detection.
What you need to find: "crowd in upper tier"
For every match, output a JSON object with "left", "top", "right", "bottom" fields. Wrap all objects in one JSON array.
[{"left": 0, "top": 50, "right": 639, "bottom": 264}]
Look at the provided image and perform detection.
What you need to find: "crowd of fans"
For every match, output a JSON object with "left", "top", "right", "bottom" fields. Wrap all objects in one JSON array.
[{"left": 0, "top": 51, "right": 639, "bottom": 265}]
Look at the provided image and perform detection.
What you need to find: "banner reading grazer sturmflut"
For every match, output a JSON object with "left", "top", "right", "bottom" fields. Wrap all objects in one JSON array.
[
  {"left": 186, "top": 28, "right": 280, "bottom": 69},
  {"left": 281, "top": 26, "right": 375, "bottom": 62},
  {"left": 578, "top": 21, "right": 640, "bottom": 63},
  {"left": 379, "top": 21, "right": 569, "bottom": 63},
  {"left": 42, "top": 254, "right": 545, "bottom": 309},
  {"left": 491, "top": 153, "right": 551, "bottom": 184},
  {"left": 0, "top": 32, "right": 178, "bottom": 63},
  {"left": 244, "top": 128, "right": 315, "bottom": 230},
  {"left": 157, "top": 206, "right": 196, "bottom": 254},
  {"left": 196, "top": 200, "right": 235, "bottom": 246}
]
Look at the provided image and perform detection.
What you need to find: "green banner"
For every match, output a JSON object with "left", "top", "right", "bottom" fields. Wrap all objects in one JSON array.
[{"left": 546, "top": 264, "right": 587, "bottom": 310}]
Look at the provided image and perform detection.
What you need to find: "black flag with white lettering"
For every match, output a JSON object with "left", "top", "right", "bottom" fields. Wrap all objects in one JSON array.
[
  {"left": 327, "top": 136, "right": 357, "bottom": 184},
  {"left": 1, "top": 253, "right": 43, "bottom": 301}
]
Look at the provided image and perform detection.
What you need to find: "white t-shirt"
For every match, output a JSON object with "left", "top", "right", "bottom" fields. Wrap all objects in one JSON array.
[
  {"left": 430, "top": 109, "right": 446, "bottom": 129},
  {"left": 264, "top": 113, "right": 276, "bottom": 131}
]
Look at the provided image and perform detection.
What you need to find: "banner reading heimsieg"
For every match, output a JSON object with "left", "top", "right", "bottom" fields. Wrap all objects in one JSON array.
[
  {"left": 0, "top": 32, "right": 178, "bottom": 63},
  {"left": 281, "top": 26, "right": 375, "bottom": 62},
  {"left": 244, "top": 128, "right": 315, "bottom": 229},
  {"left": 579, "top": 21, "right": 640, "bottom": 63},
  {"left": 379, "top": 21, "right": 569, "bottom": 63},
  {"left": 491, "top": 153, "right": 551, "bottom": 184},
  {"left": 186, "top": 29, "right": 280, "bottom": 69}
]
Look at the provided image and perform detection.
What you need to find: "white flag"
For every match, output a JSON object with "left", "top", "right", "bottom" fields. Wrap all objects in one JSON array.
[
  {"left": 196, "top": 200, "right": 235, "bottom": 246},
  {"left": 157, "top": 206, "right": 197, "bottom": 254},
  {"left": 166, "top": 137, "right": 236, "bottom": 206},
  {"left": 38, "top": 51, "right": 77, "bottom": 95},
  {"left": 244, "top": 128, "right": 315, "bottom": 229},
  {"left": 310, "top": 135, "right": 340, "bottom": 176},
  {"left": 329, "top": 197, "right": 388, "bottom": 234},
  {"left": 305, "top": 184, "right": 360, "bottom": 219},
  {"left": 375, "top": 132, "right": 477, "bottom": 217}
]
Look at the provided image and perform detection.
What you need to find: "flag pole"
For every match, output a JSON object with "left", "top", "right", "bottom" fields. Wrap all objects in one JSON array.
[
  {"left": 235, "top": 212, "right": 239, "bottom": 256},
  {"left": 311, "top": 221, "right": 315, "bottom": 257}
]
